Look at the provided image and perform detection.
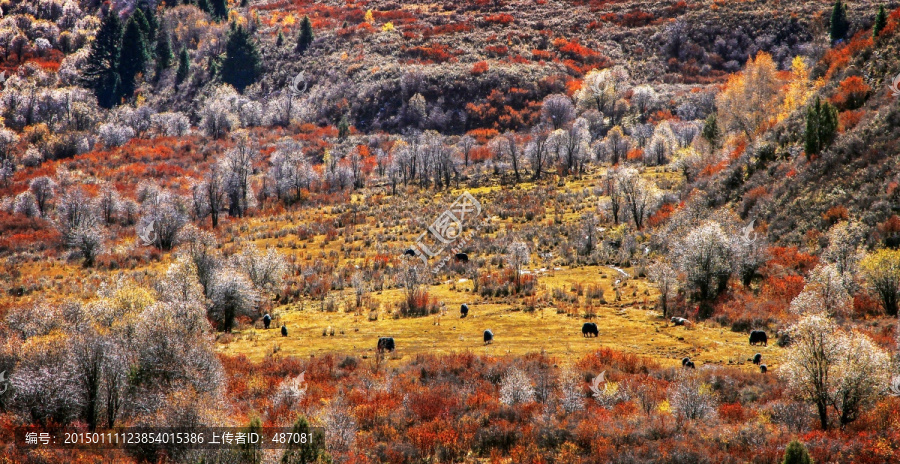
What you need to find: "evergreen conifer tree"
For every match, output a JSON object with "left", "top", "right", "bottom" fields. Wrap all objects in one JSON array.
[
  {"left": 805, "top": 97, "right": 839, "bottom": 157},
  {"left": 176, "top": 47, "right": 190, "bottom": 83},
  {"left": 221, "top": 24, "right": 261, "bottom": 91},
  {"left": 82, "top": 11, "right": 123, "bottom": 108},
  {"left": 830, "top": 0, "right": 850, "bottom": 43},
  {"left": 782, "top": 440, "right": 814, "bottom": 464},
  {"left": 155, "top": 32, "right": 173, "bottom": 75},
  {"left": 874, "top": 5, "right": 887, "bottom": 38},
  {"left": 296, "top": 16, "right": 313, "bottom": 54},
  {"left": 119, "top": 15, "right": 150, "bottom": 98}
]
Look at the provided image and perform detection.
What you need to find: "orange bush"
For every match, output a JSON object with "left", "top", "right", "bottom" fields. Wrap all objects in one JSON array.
[
  {"left": 830, "top": 76, "right": 871, "bottom": 110},
  {"left": 484, "top": 13, "right": 515, "bottom": 25}
]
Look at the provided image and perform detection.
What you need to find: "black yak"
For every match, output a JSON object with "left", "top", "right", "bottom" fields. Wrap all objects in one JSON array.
[
  {"left": 281, "top": 324, "right": 288, "bottom": 337},
  {"left": 582, "top": 322, "right": 599, "bottom": 337},
  {"left": 483, "top": 329, "right": 494, "bottom": 345},
  {"left": 750, "top": 353, "right": 762, "bottom": 365},
  {"left": 377, "top": 337, "right": 395, "bottom": 353},
  {"left": 460, "top": 304, "right": 469, "bottom": 318},
  {"left": 760, "top": 364, "right": 768, "bottom": 374},
  {"left": 404, "top": 248, "right": 417, "bottom": 257},
  {"left": 685, "top": 361, "right": 695, "bottom": 369},
  {"left": 749, "top": 330, "right": 768, "bottom": 346},
  {"left": 455, "top": 253, "right": 469, "bottom": 263},
  {"left": 263, "top": 313, "right": 271, "bottom": 329},
  {"left": 682, "top": 357, "right": 691, "bottom": 367}
]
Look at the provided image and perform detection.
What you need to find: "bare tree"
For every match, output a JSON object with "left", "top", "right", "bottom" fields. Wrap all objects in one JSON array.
[
  {"left": 507, "top": 240, "right": 531, "bottom": 291},
  {"left": 29, "top": 176, "right": 57, "bottom": 217},
  {"left": 616, "top": 167, "right": 659, "bottom": 230},
  {"left": 541, "top": 94, "right": 575, "bottom": 130},
  {"left": 648, "top": 259, "right": 679, "bottom": 317}
]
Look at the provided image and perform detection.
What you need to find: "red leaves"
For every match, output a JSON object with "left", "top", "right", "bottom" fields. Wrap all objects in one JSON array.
[
  {"left": 830, "top": 76, "right": 871, "bottom": 111},
  {"left": 484, "top": 13, "right": 515, "bottom": 25}
]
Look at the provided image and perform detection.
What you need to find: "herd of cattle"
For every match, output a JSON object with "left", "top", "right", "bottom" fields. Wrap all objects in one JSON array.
[{"left": 264, "top": 306, "right": 772, "bottom": 372}]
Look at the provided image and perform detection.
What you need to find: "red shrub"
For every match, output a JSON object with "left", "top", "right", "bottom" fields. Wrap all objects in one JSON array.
[
  {"left": 484, "top": 13, "right": 515, "bottom": 25},
  {"left": 830, "top": 76, "right": 871, "bottom": 110}
]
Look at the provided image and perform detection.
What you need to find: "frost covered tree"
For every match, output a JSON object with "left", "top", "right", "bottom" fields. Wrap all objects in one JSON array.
[
  {"left": 630, "top": 85, "right": 658, "bottom": 117},
  {"left": 94, "top": 184, "right": 121, "bottom": 225},
  {"left": 322, "top": 395, "right": 357, "bottom": 452},
  {"left": 541, "top": 94, "right": 575, "bottom": 130},
  {"left": 506, "top": 240, "right": 531, "bottom": 291},
  {"left": 668, "top": 372, "right": 717, "bottom": 421},
  {"left": 576, "top": 66, "right": 630, "bottom": 116},
  {"left": 557, "top": 366, "right": 584, "bottom": 413},
  {"left": 499, "top": 366, "right": 536, "bottom": 405},
  {"left": 200, "top": 85, "right": 240, "bottom": 138},
  {"left": 28, "top": 176, "right": 56, "bottom": 217},
  {"left": 600, "top": 126, "right": 630, "bottom": 165},
  {"left": 648, "top": 259, "right": 679, "bottom": 317},
  {"left": 615, "top": 167, "right": 659, "bottom": 230},
  {"left": 644, "top": 121, "right": 676, "bottom": 166},
  {"left": 138, "top": 189, "right": 188, "bottom": 250},
  {"left": 13, "top": 190, "right": 39, "bottom": 217},
  {"left": 234, "top": 242, "right": 287, "bottom": 293},
  {"left": 208, "top": 268, "right": 259, "bottom": 332},
  {"left": 789, "top": 264, "right": 853, "bottom": 318},
  {"left": 782, "top": 314, "right": 891, "bottom": 429},
  {"left": 221, "top": 131, "right": 257, "bottom": 217},
  {"left": 674, "top": 221, "right": 732, "bottom": 302},
  {"left": 177, "top": 225, "right": 221, "bottom": 297}
]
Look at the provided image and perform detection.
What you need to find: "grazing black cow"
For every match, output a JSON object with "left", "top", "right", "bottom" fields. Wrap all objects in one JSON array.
[
  {"left": 685, "top": 361, "right": 695, "bottom": 369},
  {"left": 749, "top": 330, "right": 768, "bottom": 346},
  {"left": 263, "top": 313, "right": 271, "bottom": 329},
  {"left": 682, "top": 357, "right": 691, "bottom": 367},
  {"left": 671, "top": 317, "right": 688, "bottom": 326},
  {"left": 377, "top": 337, "right": 395, "bottom": 353},
  {"left": 460, "top": 304, "right": 469, "bottom": 318},
  {"left": 281, "top": 324, "right": 288, "bottom": 337},
  {"left": 751, "top": 353, "right": 762, "bottom": 365},
  {"left": 483, "top": 329, "right": 494, "bottom": 345},
  {"left": 582, "top": 322, "right": 599, "bottom": 337},
  {"left": 404, "top": 248, "right": 417, "bottom": 257},
  {"left": 760, "top": 364, "right": 768, "bottom": 374},
  {"left": 455, "top": 253, "right": 469, "bottom": 263}
]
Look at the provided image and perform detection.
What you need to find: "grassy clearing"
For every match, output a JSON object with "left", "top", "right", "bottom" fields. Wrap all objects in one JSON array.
[{"left": 218, "top": 265, "right": 782, "bottom": 370}]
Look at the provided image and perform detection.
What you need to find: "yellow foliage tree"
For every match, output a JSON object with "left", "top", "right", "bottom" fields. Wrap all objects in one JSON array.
[
  {"left": 861, "top": 248, "right": 900, "bottom": 316},
  {"left": 364, "top": 9, "right": 374, "bottom": 24},
  {"left": 715, "top": 52, "right": 780, "bottom": 141},
  {"left": 779, "top": 56, "right": 822, "bottom": 121}
]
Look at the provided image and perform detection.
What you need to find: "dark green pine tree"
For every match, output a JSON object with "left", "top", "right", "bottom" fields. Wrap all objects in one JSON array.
[
  {"left": 155, "top": 32, "right": 173, "bottom": 76},
  {"left": 874, "top": 5, "right": 887, "bottom": 38},
  {"left": 238, "top": 417, "right": 263, "bottom": 464},
  {"left": 138, "top": 2, "right": 159, "bottom": 40},
  {"left": 131, "top": 8, "right": 152, "bottom": 40},
  {"left": 210, "top": 0, "right": 229, "bottom": 20},
  {"left": 782, "top": 440, "right": 814, "bottom": 464},
  {"left": 276, "top": 30, "right": 284, "bottom": 47},
  {"left": 701, "top": 113, "right": 721, "bottom": 149},
  {"left": 338, "top": 115, "right": 350, "bottom": 138},
  {"left": 280, "top": 416, "right": 331, "bottom": 464},
  {"left": 221, "top": 24, "right": 261, "bottom": 91},
  {"left": 176, "top": 47, "right": 191, "bottom": 83},
  {"left": 805, "top": 97, "right": 839, "bottom": 158},
  {"left": 196, "top": 0, "right": 212, "bottom": 15},
  {"left": 296, "top": 15, "right": 313, "bottom": 54},
  {"left": 830, "top": 0, "right": 850, "bottom": 43},
  {"left": 118, "top": 15, "right": 150, "bottom": 98},
  {"left": 82, "top": 11, "right": 123, "bottom": 108}
]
